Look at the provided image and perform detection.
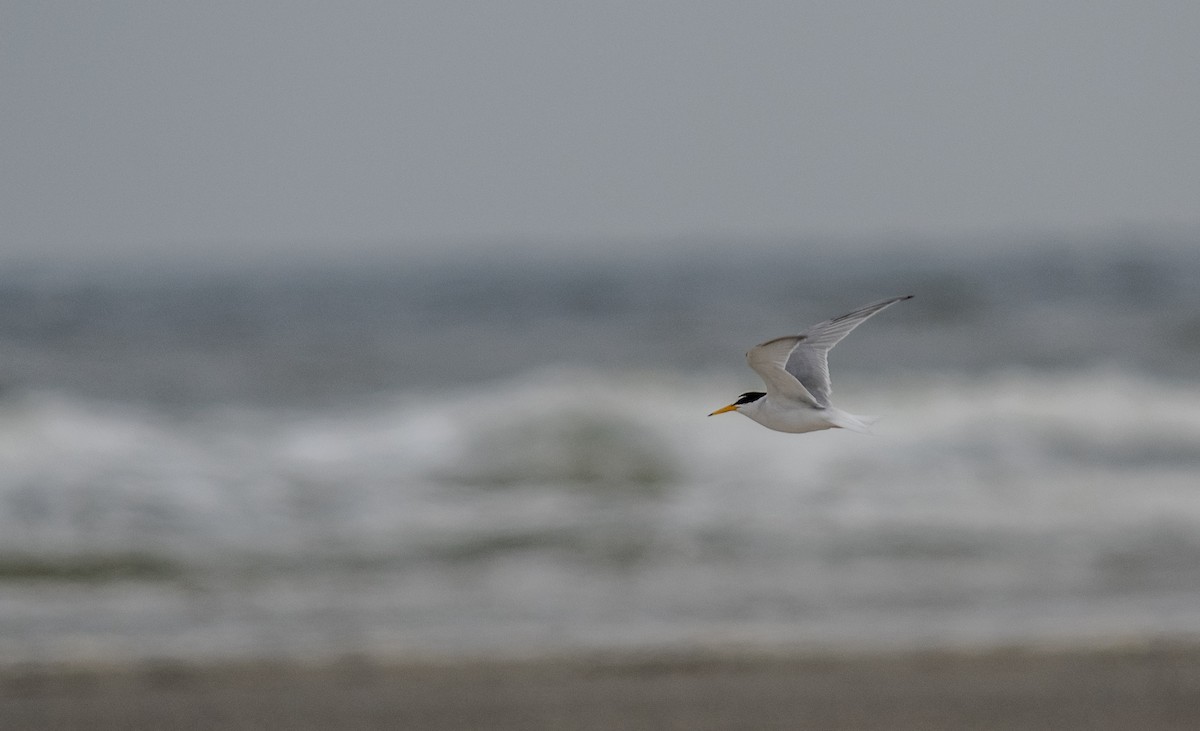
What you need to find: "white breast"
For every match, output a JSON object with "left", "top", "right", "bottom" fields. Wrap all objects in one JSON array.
[{"left": 740, "top": 397, "right": 837, "bottom": 434}]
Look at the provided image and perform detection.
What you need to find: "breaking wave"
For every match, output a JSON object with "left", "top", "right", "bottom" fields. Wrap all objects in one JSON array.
[
  {"left": 3, "top": 366, "right": 1199, "bottom": 563},
  {"left": 3, "top": 365, "right": 1200, "bottom": 661}
]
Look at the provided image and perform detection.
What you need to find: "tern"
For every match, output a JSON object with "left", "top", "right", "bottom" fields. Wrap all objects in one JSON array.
[{"left": 709, "top": 295, "right": 913, "bottom": 433}]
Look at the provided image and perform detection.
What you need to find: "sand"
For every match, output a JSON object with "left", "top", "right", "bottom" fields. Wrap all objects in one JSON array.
[{"left": 4, "top": 643, "right": 1200, "bottom": 730}]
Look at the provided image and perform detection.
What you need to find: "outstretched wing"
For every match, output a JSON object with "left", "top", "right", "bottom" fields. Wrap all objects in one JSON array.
[
  {"left": 746, "top": 334, "right": 821, "bottom": 407},
  {"left": 784, "top": 295, "right": 913, "bottom": 406}
]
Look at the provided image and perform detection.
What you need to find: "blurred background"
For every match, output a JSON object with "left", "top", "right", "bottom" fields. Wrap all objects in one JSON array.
[{"left": 2, "top": 2, "right": 1199, "bottom": 666}]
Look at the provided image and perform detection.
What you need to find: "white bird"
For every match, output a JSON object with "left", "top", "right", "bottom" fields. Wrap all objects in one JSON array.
[{"left": 708, "top": 295, "right": 913, "bottom": 433}]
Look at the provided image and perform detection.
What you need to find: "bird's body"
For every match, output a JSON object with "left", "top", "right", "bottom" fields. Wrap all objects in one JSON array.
[
  {"left": 730, "top": 394, "right": 869, "bottom": 434},
  {"left": 709, "top": 296, "right": 912, "bottom": 434}
]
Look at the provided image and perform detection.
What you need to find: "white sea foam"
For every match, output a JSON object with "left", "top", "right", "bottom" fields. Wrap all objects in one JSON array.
[
  {"left": 3, "top": 366, "right": 1200, "bottom": 554},
  {"left": 2, "top": 366, "right": 1200, "bottom": 661}
]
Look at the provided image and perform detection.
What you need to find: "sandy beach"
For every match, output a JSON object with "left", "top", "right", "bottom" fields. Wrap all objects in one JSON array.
[{"left": 4, "top": 642, "right": 1200, "bottom": 730}]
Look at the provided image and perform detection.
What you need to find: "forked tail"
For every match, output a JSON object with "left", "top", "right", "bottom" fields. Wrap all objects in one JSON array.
[{"left": 829, "top": 409, "right": 879, "bottom": 434}]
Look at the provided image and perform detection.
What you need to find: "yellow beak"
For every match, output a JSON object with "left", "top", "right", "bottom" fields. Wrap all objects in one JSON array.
[{"left": 708, "top": 403, "right": 738, "bottom": 416}]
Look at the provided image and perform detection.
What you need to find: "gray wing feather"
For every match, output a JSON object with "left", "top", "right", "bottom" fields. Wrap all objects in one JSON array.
[
  {"left": 784, "top": 295, "right": 913, "bottom": 406},
  {"left": 746, "top": 334, "right": 821, "bottom": 407}
]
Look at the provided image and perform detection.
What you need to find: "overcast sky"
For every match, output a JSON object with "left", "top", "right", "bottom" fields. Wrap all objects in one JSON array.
[{"left": 3, "top": 2, "right": 1199, "bottom": 264}]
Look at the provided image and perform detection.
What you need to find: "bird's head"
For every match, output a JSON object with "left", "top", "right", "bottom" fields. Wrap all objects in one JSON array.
[{"left": 709, "top": 391, "right": 766, "bottom": 416}]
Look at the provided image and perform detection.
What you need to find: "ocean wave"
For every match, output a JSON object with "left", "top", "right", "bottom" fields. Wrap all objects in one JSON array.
[
  {"left": 1, "top": 366, "right": 1198, "bottom": 569},
  {"left": 3, "top": 366, "right": 1200, "bottom": 662}
]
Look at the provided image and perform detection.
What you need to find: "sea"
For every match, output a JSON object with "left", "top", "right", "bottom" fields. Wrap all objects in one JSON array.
[{"left": 2, "top": 238, "right": 1199, "bottom": 665}]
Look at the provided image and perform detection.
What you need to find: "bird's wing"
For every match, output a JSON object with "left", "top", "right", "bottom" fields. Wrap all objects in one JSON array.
[
  {"left": 746, "top": 334, "right": 821, "bottom": 407},
  {"left": 784, "top": 295, "right": 913, "bottom": 406}
]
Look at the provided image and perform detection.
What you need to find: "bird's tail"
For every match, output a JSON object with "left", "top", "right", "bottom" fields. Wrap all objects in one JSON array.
[{"left": 829, "top": 409, "right": 879, "bottom": 434}]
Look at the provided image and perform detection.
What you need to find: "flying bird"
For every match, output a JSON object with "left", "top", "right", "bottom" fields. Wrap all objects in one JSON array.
[{"left": 709, "top": 295, "right": 913, "bottom": 433}]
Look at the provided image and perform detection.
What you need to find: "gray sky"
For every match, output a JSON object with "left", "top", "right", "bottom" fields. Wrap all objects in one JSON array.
[{"left": 3, "top": 2, "right": 1199, "bottom": 264}]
